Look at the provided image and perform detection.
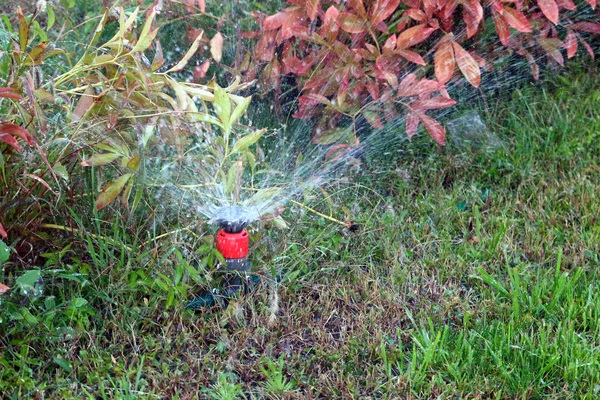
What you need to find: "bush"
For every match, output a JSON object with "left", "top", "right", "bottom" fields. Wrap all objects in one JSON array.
[{"left": 232, "top": 0, "right": 600, "bottom": 146}]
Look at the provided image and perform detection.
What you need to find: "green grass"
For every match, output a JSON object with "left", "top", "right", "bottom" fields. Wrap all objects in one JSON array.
[{"left": 1, "top": 67, "right": 600, "bottom": 398}]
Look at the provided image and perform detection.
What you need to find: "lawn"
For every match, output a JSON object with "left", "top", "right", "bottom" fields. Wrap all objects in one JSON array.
[{"left": 2, "top": 64, "right": 600, "bottom": 398}]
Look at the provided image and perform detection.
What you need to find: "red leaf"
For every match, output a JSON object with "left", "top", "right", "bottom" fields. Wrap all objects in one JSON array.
[
  {"left": 382, "top": 34, "right": 397, "bottom": 54},
  {"left": 418, "top": 113, "right": 446, "bottom": 145},
  {"left": 565, "top": 29, "right": 577, "bottom": 58},
  {"left": 325, "top": 144, "right": 352, "bottom": 161},
  {"left": 0, "top": 283, "right": 9, "bottom": 294},
  {"left": 0, "top": 123, "right": 34, "bottom": 145},
  {"left": 503, "top": 6, "right": 532, "bottom": 32},
  {"left": 73, "top": 86, "right": 95, "bottom": 120},
  {"left": 349, "top": 0, "right": 367, "bottom": 17},
  {"left": 197, "top": 0, "right": 205, "bottom": 13},
  {"left": 0, "top": 89, "right": 23, "bottom": 100},
  {"left": 538, "top": 0, "right": 559, "bottom": 24},
  {"left": 183, "top": 0, "right": 194, "bottom": 12},
  {"left": 555, "top": 0, "right": 577, "bottom": 9},
  {"left": 397, "top": 49, "right": 426, "bottom": 65},
  {"left": 411, "top": 97, "right": 457, "bottom": 110},
  {"left": 404, "top": 8, "right": 426, "bottom": 21},
  {"left": 264, "top": 11, "right": 287, "bottom": 30},
  {"left": 304, "top": 70, "right": 333, "bottom": 89},
  {"left": 24, "top": 173, "right": 56, "bottom": 195},
  {"left": 462, "top": 7, "right": 481, "bottom": 38},
  {"left": 434, "top": 42, "right": 455, "bottom": 84},
  {"left": 585, "top": 0, "right": 596, "bottom": 9},
  {"left": 398, "top": 74, "right": 443, "bottom": 97},
  {"left": 463, "top": 0, "right": 484, "bottom": 23},
  {"left": 193, "top": 60, "right": 210, "bottom": 80},
  {"left": 405, "top": 112, "right": 420, "bottom": 138},
  {"left": 338, "top": 12, "right": 368, "bottom": 33},
  {"left": 452, "top": 42, "right": 481, "bottom": 87},
  {"left": 539, "top": 38, "right": 564, "bottom": 65},
  {"left": 298, "top": 92, "right": 331, "bottom": 106},
  {"left": 423, "top": 0, "right": 437, "bottom": 15},
  {"left": 0, "top": 222, "right": 7, "bottom": 239},
  {"left": 306, "top": 0, "right": 321, "bottom": 21},
  {"left": 396, "top": 24, "right": 436, "bottom": 49},
  {"left": 0, "top": 133, "right": 21, "bottom": 151},
  {"left": 283, "top": 56, "right": 313, "bottom": 75},
  {"left": 578, "top": 36, "right": 595, "bottom": 59},
  {"left": 397, "top": 75, "right": 416, "bottom": 97},
  {"left": 488, "top": 0, "right": 504, "bottom": 13},
  {"left": 324, "top": 5, "right": 340, "bottom": 25},
  {"left": 570, "top": 22, "right": 600, "bottom": 33},
  {"left": 492, "top": 9, "right": 511, "bottom": 46},
  {"left": 370, "top": 0, "right": 401, "bottom": 27},
  {"left": 254, "top": 31, "right": 277, "bottom": 61},
  {"left": 366, "top": 79, "right": 380, "bottom": 99}
]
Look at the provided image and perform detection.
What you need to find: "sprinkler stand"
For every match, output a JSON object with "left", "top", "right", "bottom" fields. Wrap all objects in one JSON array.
[{"left": 216, "top": 228, "right": 250, "bottom": 295}]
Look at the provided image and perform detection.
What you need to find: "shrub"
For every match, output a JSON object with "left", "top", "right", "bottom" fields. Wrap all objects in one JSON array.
[
  {"left": 232, "top": 0, "right": 600, "bottom": 146},
  {"left": 0, "top": 4, "right": 267, "bottom": 240}
]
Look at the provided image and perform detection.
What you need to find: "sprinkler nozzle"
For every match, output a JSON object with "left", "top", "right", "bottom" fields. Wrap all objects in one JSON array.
[
  {"left": 216, "top": 229, "right": 249, "bottom": 260},
  {"left": 212, "top": 205, "right": 251, "bottom": 233}
]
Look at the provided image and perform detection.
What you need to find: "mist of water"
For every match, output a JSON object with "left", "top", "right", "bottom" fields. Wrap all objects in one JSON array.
[{"left": 142, "top": 4, "right": 598, "bottom": 230}]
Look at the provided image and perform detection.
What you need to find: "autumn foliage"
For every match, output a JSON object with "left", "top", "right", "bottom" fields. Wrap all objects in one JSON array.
[{"left": 233, "top": 0, "right": 600, "bottom": 146}]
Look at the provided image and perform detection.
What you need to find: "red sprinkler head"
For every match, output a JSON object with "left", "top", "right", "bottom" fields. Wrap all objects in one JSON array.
[{"left": 216, "top": 229, "right": 249, "bottom": 259}]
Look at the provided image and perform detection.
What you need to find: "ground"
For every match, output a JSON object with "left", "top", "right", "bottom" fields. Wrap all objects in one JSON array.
[{"left": 1, "top": 66, "right": 600, "bottom": 398}]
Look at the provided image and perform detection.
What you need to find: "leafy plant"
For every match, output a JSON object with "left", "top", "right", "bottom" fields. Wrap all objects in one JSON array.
[
  {"left": 204, "top": 371, "right": 244, "bottom": 400},
  {"left": 31, "top": 5, "right": 263, "bottom": 213},
  {"left": 0, "top": 7, "right": 59, "bottom": 239},
  {"left": 232, "top": 0, "right": 600, "bottom": 146},
  {"left": 260, "top": 356, "right": 297, "bottom": 395}
]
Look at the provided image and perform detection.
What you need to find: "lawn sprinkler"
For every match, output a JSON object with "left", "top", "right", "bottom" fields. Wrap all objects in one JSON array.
[{"left": 186, "top": 206, "right": 259, "bottom": 309}]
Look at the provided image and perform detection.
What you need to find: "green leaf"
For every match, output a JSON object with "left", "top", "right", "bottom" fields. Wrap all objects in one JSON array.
[
  {"left": 0, "top": 239, "right": 9, "bottom": 264},
  {"left": 188, "top": 112, "right": 224, "bottom": 129},
  {"left": 132, "top": 7, "right": 157, "bottom": 53},
  {"left": 0, "top": 14, "right": 13, "bottom": 33},
  {"left": 213, "top": 83, "right": 231, "bottom": 130},
  {"left": 21, "top": 308, "right": 38, "bottom": 324},
  {"left": 47, "top": 6, "right": 55, "bottom": 30},
  {"left": 86, "top": 10, "right": 108, "bottom": 51},
  {"left": 53, "top": 163, "right": 69, "bottom": 181},
  {"left": 16, "top": 269, "right": 41, "bottom": 295},
  {"left": 166, "top": 28, "right": 204, "bottom": 73},
  {"left": 271, "top": 216, "right": 289, "bottom": 229},
  {"left": 229, "top": 96, "right": 252, "bottom": 126},
  {"left": 231, "top": 129, "right": 265, "bottom": 155},
  {"left": 32, "top": 21, "right": 47, "bottom": 43},
  {"left": 45, "top": 296, "right": 56, "bottom": 310},
  {"left": 95, "top": 173, "right": 133, "bottom": 210},
  {"left": 17, "top": 7, "right": 29, "bottom": 53},
  {"left": 311, "top": 125, "right": 355, "bottom": 145},
  {"left": 54, "top": 356, "right": 73, "bottom": 373},
  {"left": 72, "top": 298, "right": 88, "bottom": 308},
  {"left": 80, "top": 153, "right": 121, "bottom": 167},
  {"left": 247, "top": 187, "right": 282, "bottom": 204}
]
